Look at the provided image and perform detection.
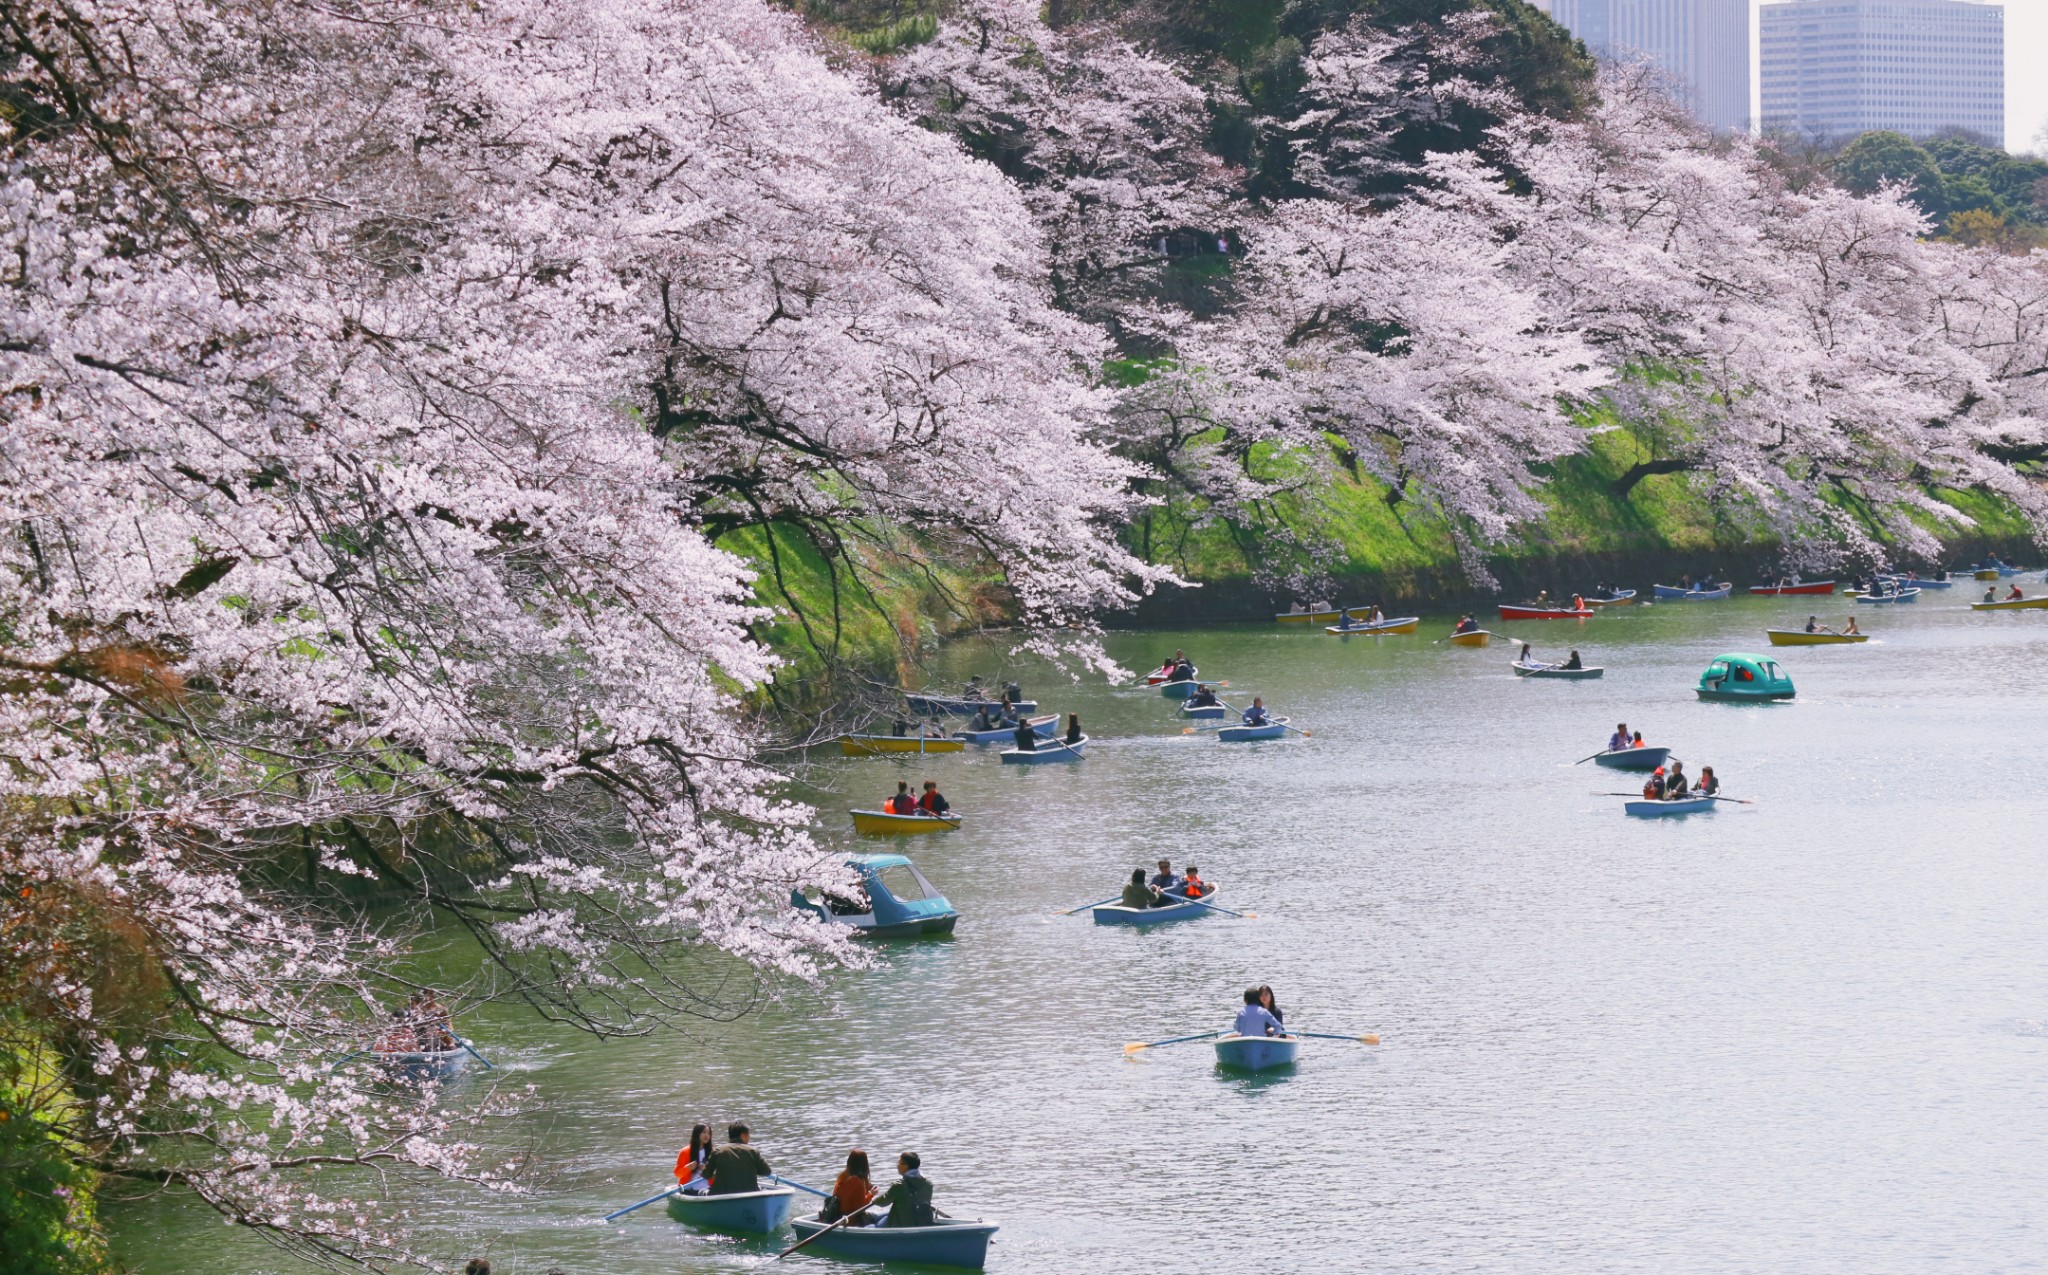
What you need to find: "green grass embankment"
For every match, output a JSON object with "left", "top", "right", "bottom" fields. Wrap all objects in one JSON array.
[{"left": 1, "top": 1034, "right": 110, "bottom": 1275}]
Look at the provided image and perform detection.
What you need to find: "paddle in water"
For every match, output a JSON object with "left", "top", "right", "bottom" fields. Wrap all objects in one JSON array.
[
  {"left": 1123, "top": 1028, "right": 1227, "bottom": 1055},
  {"left": 1176, "top": 895, "right": 1256, "bottom": 919},
  {"left": 602, "top": 1185, "right": 679, "bottom": 1222},
  {"left": 1054, "top": 894, "right": 1124, "bottom": 916},
  {"left": 450, "top": 1032, "right": 494, "bottom": 1069},
  {"left": 1292, "top": 1030, "right": 1383, "bottom": 1045}
]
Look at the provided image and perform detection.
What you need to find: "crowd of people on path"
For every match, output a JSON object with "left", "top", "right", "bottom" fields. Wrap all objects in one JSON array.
[{"left": 673, "top": 1123, "right": 945, "bottom": 1229}]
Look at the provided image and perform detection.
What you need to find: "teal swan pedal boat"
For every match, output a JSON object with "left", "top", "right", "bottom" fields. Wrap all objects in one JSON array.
[
  {"left": 1092, "top": 887, "right": 1220, "bottom": 926},
  {"left": 792, "top": 854, "right": 958, "bottom": 938},
  {"left": 666, "top": 1186, "right": 797, "bottom": 1234},
  {"left": 1213, "top": 1033, "right": 1300, "bottom": 1072},
  {"left": 785, "top": 1217, "right": 1000, "bottom": 1269},
  {"left": 1696, "top": 652, "right": 1795, "bottom": 702}
]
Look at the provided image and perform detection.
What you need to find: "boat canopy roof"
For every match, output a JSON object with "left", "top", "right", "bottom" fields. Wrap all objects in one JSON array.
[
  {"left": 848, "top": 853, "right": 912, "bottom": 871},
  {"left": 1701, "top": 652, "right": 1793, "bottom": 684}
]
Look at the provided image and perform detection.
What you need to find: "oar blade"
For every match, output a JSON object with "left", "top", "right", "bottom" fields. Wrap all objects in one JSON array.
[{"left": 1122, "top": 1042, "right": 1150, "bottom": 1054}]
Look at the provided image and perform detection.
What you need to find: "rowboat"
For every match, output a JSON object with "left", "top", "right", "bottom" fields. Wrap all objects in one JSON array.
[
  {"left": 1625, "top": 796, "right": 1717, "bottom": 817},
  {"left": 665, "top": 1186, "right": 796, "bottom": 1234},
  {"left": 1092, "top": 887, "right": 1221, "bottom": 926},
  {"left": 905, "top": 693, "right": 1038, "bottom": 716},
  {"left": 849, "top": 809, "right": 959, "bottom": 836},
  {"left": 1216, "top": 718, "right": 1288, "bottom": 742},
  {"left": 1322, "top": 616, "right": 1420, "bottom": 635},
  {"left": 1179, "top": 702, "right": 1227, "bottom": 719},
  {"left": 1275, "top": 606, "right": 1365, "bottom": 624},
  {"left": 1749, "top": 580, "right": 1836, "bottom": 596},
  {"left": 1585, "top": 590, "right": 1637, "bottom": 605},
  {"left": 1158, "top": 680, "right": 1206, "bottom": 701},
  {"left": 1766, "top": 629, "right": 1869, "bottom": 645},
  {"left": 1975, "top": 569, "right": 2000, "bottom": 580},
  {"left": 1213, "top": 1033, "right": 1300, "bottom": 1072},
  {"left": 838, "top": 734, "right": 965, "bottom": 757},
  {"left": 1855, "top": 587, "right": 1919, "bottom": 604},
  {"left": 791, "top": 853, "right": 958, "bottom": 938},
  {"left": 1696, "top": 652, "right": 1795, "bottom": 702},
  {"left": 373, "top": 1047, "right": 468, "bottom": 1081},
  {"left": 1652, "top": 583, "right": 1732, "bottom": 600},
  {"left": 1498, "top": 604, "right": 1592, "bottom": 621},
  {"left": 784, "top": 1217, "right": 1000, "bottom": 1269},
  {"left": 1447, "top": 629, "right": 1494, "bottom": 646},
  {"left": 1889, "top": 575, "right": 1952, "bottom": 588},
  {"left": 952, "top": 714, "right": 1056, "bottom": 744},
  {"left": 1971, "top": 594, "right": 2048, "bottom": 611},
  {"left": 999, "top": 736, "right": 1087, "bottom": 763},
  {"left": 1592, "top": 745, "right": 1670, "bottom": 770},
  {"left": 1511, "top": 660, "right": 1603, "bottom": 679}
]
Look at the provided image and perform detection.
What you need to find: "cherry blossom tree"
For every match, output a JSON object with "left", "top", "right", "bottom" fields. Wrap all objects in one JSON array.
[{"left": 1, "top": 0, "right": 1161, "bottom": 1258}]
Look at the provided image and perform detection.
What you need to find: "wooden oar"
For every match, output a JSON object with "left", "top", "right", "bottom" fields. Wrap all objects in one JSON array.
[
  {"left": 1280, "top": 722, "right": 1313, "bottom": 738},
  {"left": 1573, "top": 750, "right": 1608, "bottom": 765},
  {"left": 770, "top": 1175, "right": 833, "bottom": 1199},
  {"left": 1124, "top": 1029, "right": 1227, "bottom": 1055},
  {"left": 1175, "top": 894, "right": 1256, "bottom": 919},
  {"left": 773, "top": 1197, "right": 886, "bottom": 1262},
  {"left": 1707, "top": 795, "right": 1755, "bottom": 805},
  {"left": 603, "top": 1185, "right": 679, "bottom": 1222},
  {"left": 1292, "top": 1030, "right": 1383, "bottom": 1045},
  {"left": 1055, "top": 894, "right": 1123, "bottom": 916}
]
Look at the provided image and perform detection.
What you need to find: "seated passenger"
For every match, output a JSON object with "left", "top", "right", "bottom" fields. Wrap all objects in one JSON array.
[
  {"left": 1233, "top": 987, "right": 1285, "bottom": 1038},
  {"left": 1694, "top": 766, "right": 1720, "bottom": 797},
  {"left": 1188, "top": 684, "right": 1220, "bottom": 708},
  {"left": 823, "top": 1149, "right": 876, "bottom": 1225},
  {"left": 969, "top": 706, "right": 994, "bottom": 731},
  {"left": 1120, "top": 868, "right": 1157, "bottom": 910},
  {"left": 885, "top": 782, "right": 917, "bottom": 816},
  {"left": 1180, "top": 865, "right": 1207, "bottom": 899},
  {"left": 876, "top": 1152, "right": 936, "bottom": 1228}
]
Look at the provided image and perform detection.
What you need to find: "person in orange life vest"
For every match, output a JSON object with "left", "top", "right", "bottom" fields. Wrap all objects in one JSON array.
[
  {"left": 675, "top": 1122, "right": 713, "bottom": 1192},
  {"left": 1643, "top": 768, "right": 1666, "bottom": 800},
  {"left": 1571, "top": 593, "right": 1584, "bottom": 611},
  {"left": 917, "top": 781, "right": 949, "bottom": 817},
  {"left": 1631, "top": 730, "right": 1644, "bottom": 747},
  {"left": 885, "top": 782, "right": 917, "bottom": 816},
  {"left": 1180, "top": 866, "right": 1207, "bottom": 899}
]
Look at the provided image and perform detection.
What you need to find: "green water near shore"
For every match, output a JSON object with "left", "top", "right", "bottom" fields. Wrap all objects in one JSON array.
[{"left": 108, "top": 592, "right": 2048, "bottom": 1273}]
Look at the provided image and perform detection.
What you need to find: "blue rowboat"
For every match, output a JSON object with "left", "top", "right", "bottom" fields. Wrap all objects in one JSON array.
[
  {"left": 999, "top": 736, "right": 1086, "bottom": 763},
  {"left": 1697, "top": 652, "right": 1794, "bottom": 702},
  {"left": 1593, "top": 745, "right": 1670, "bottom": 771},
  {"left": 952, "top": 714, "right": 1056, "bottom": 744},
  {"left": 1092, "top": 888, "right": 1220, "bottom": 926},
  {"left": 1625, "top": 796, "right": 1717, "bottom": 817},
  {"left": 1213, "top": 1034, "right": 1300, "bottom": 1072},
  {"left": 785, "top": 1217, "right": 999, "bottom": 1269},
  {"left": 1855, "top": 587, "right": 1919, "bottom": 604},
  {"left": 666, "top": 1187, "right": 796, "bottom": 1234},
  {"left": 1216, "top": 718, "right": 1287, "bottom": 742},
  {"left": 1652, "top": 583, "right": 1732, "bottom": 600},
  {"left": 374, "top": 1047, "right": 468, "bottom": 1081},
  {"left": 1585, "top": 589, "right": 1637, "bottom": 605},
  {"left": 1158, "top": 680, "right": 1205, "bottom": 701},
  {"left": 1179, "top": 702, "right": 1226, "bottom": 720},
  {"left": 790, "top": 853, "right": 958, "bottom": 938},
  {"left": 1889, "top": 575, "right": 1952, "bottom": 588},
  {"left": 905, "top": 693, "right": 1038, "bottom": 716}
]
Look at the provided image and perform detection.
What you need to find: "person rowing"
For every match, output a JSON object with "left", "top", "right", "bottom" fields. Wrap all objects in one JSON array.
[
  {"left": 1804, "top": 615, "right": 1821, "bottom": 634},
  {"left": 1241, "top": 697, "right": 1270, "bottom": 728},
  {"left": 1233, "top": 987, "right": 1287, "bottom": 1038},
  {"left": 1187, "top": 683, "right": 1221, "bottom": 709},
  {"left": 1149, "top": 859, "right": 1182, "bottom": 898},
  {"left": 705, "top": 1122, "right": 772, "bottom": 1195},
  {"left": 1334, "top": 608, "right": 1362, "bottom": 630},
  {"left": 1166, "top": 656, "right": 1195, "bottom": 683},
  {"left": 1454, "top": 615, "right": 1479, "bottom": 634},
  {"left": 917, "top": 781, "right": 949, "bottom": 818},
  {"left": 1607, "top": 722, "right": 1630, "bottom": 752},
  {"left": 1662, "top": 760, "right": 1688, "bottom": 798},
  {"left": 1011, "top": 718, "right": 1037, "bottom": 752},
  {"left": 2008, "top": 584, "right": 2025, "bottom": 601}
]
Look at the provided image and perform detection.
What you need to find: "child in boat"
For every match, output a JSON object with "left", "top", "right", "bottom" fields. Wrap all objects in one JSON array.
[
  {"left": 1644, "top": 769, "right": 1666, "bottom": 800},
  {"left": 917, "top": 781, "right": 949, "bottom": 817},
  {"left": 885, "top": 782, "right": 917, "bottom": 816},
  {"left": 1181, "top": 866, "right": 1207, "bottom": 899},
  {"left": 1234, "top": 988, "right": 1285, "bottom": 1038}
]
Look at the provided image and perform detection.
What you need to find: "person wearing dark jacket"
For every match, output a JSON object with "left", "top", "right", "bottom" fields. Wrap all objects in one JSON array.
[
  {"left": 876, "top": 1152, "right": 937, "bottom": 1227},
  {"left": 705, "top": 1123, "right": 772, "bottom": 1195},
  {"left": 917, "top": 781, "right": 949, "bottom": 817},
  {"left": 1064, "top": 714, "right": 1083, "bottom": 745},
  {"left": 1012, "top": 720, "right": 1036, "bottom": 751}
]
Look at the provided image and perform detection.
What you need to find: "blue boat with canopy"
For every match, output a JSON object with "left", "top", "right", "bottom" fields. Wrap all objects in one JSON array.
[
  {"left": 1696, "top": 653, "right": 1795, "bottom": 702},
  {"left": 791, "top": 853, "right": 958, "bottom": 938}
]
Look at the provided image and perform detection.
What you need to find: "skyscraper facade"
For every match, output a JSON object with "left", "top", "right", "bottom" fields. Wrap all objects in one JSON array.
[
  {"left": 1758, "top": 0, "right": 2004, "bottom": 145},
  {"left": 1548, "top": 0, "right": 1753, "bottom": 132}
]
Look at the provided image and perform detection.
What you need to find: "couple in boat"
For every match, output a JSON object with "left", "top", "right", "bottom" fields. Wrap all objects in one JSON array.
[
  {"left": 1519, "top": 644, "right": 1584, "bottom": 670},
  {"left": 1983, "top": 585, "right": 2026, "bottom": 603},
  {"left": 1334, "top": 606, "right": 1385, "bottom": 630},
  {"left": 1010, "top": 714, "right": 1082, "bottom": 751},
  {"left": 1233, "top": 986, "right": 1288, "bottom": 1038},
  {"left": 1152, "top": 649, "right": 1195, "bottom": 683},
  {"left": 1803, "top": 616, "right": 1861, "bottom": 635},
  {"left": 882, "top": 781, "right": 949, "bottom": 818},
  {"left": 1641, "top": 763, "right": 1720, "bottom": 801},
  {"left": 1121, "top": 860, "right": 1208, "bottom": 909},
  {"left": 821, "top": 1149, "right": 944, "bottom": 1229}
]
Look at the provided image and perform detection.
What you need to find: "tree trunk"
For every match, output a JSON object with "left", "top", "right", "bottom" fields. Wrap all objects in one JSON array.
[{"left": 1612, "top": 457, "right": 1697, "bottom": 498}]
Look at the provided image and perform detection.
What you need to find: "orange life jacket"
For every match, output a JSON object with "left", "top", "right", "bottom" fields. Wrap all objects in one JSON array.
[{"left": 1182, "top": 876, "right": 1205, "bottom": 898}]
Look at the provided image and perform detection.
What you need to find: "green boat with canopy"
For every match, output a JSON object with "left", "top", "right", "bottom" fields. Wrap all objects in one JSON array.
[{"left": 1696, "top": 652, "right": 1795, "bottom": 702}]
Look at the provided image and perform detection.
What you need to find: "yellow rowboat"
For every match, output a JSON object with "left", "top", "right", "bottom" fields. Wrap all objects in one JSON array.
[
  {"left": 1276, "top": 607, "right": 1364, "bottom": 624},
  {"left": 1971, "top": 595, "right": 2048, "bottom": 611},
  {"left": 837, "top": 735, "right": 966, "bottom": 756},
  {"left": 1976, "top": 569, "right": 2001, "bottom": 580},
  {"left": 1766, "top": 629, "right": 1869, "bottom": 645},
  {"left": 849, "top": 809, "right": 960, "bottom": 835},
  {"left": 1448, "top": 629, "right": 1493, "bottom": 647}
]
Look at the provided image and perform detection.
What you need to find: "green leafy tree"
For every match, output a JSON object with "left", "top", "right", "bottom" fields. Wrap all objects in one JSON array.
[{"left": 1833, "top": 130, "right": 1949, "bottom": 219}]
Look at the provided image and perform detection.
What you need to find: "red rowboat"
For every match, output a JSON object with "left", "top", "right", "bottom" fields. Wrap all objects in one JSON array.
[
  {"left": 1498, "top": 604, "right": 1593, "bottom": 620},
  {"left": 1748, "top": 580, "right": 1836, "bottom": 596}
]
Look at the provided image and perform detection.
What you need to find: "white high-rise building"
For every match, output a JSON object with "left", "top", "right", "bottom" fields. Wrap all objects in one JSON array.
[
  {"left": 1758, "top": 0, "right": 2004, "bottom": 145},
  {"left": 1548, "top": 0, "right": 1753, "bottom": 132}
]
